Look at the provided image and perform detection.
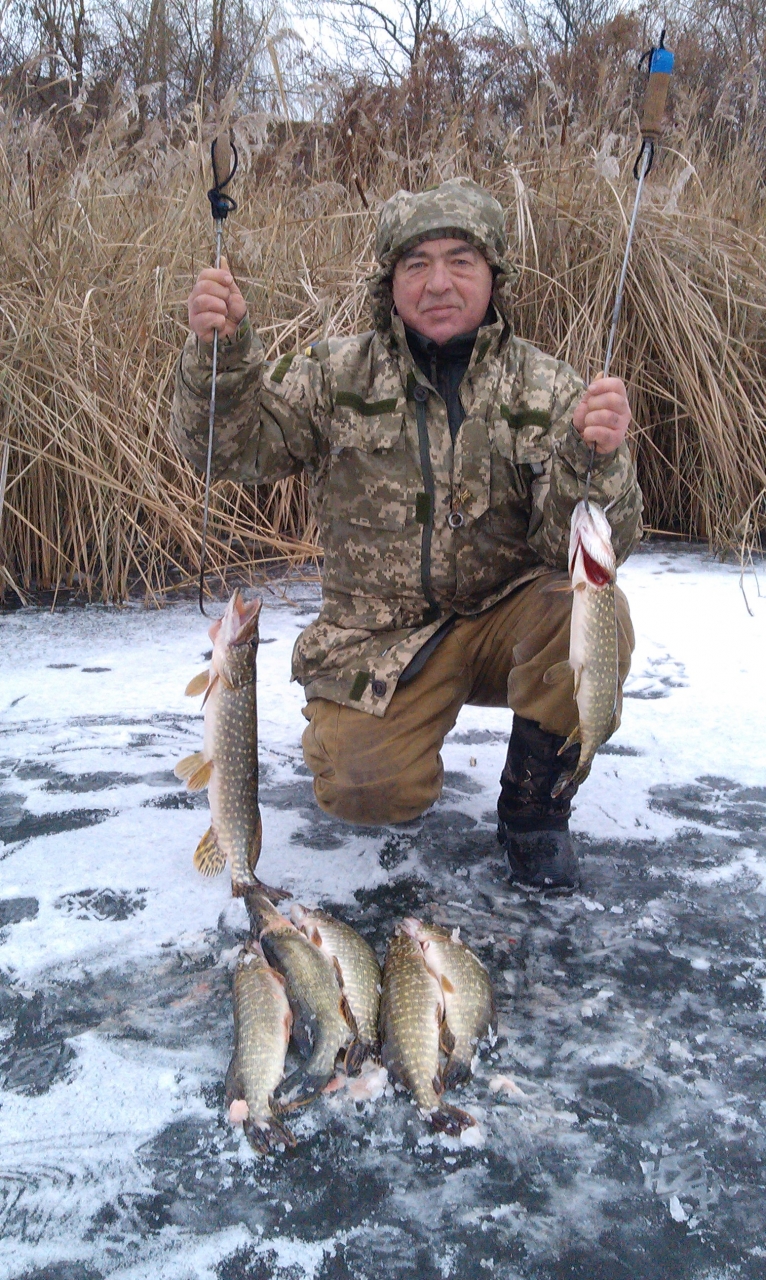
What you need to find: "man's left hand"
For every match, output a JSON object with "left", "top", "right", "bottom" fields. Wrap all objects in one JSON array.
[{"left": 572, "top": 374, "right": 631, "bottom": 455}]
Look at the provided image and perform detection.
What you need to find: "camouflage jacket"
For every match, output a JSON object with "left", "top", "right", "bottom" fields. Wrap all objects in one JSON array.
[{"left": 171, "top": 310, "right": 642, "bottom": 716}]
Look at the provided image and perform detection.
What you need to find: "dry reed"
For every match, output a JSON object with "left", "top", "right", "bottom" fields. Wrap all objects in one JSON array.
[{"left": 1, "top": 94, "right": 765, "bottom": 605}]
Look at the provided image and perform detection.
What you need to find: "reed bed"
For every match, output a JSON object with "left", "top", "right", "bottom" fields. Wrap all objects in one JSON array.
[{"left": 1, "top": 97, "right": 765, "bottom": 604}]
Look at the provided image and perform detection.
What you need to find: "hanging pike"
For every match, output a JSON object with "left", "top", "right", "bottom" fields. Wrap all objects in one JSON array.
[
  {"left": 544, "top": 501, "right": 619, "bottom": 797},
  {"left": 175, "top": 589, "right": 285, "bottom": 900}
]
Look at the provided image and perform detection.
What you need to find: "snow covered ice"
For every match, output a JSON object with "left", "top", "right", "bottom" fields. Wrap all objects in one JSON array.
[{"left": 1, "top": 542, "right": 765, "bottom": 1280}]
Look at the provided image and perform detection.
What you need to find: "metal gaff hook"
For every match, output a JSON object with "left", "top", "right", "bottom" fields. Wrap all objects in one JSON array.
[
  {"left": 582, "top": 31, "right": 673, "bottom": 511},
  {"left": 199, "top": 133, "right": 238, "bottom": 616}
]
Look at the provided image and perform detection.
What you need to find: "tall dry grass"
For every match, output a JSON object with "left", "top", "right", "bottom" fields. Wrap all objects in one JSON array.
[{"left": 1, "top": 90, "right": 765, "bottom": 605}]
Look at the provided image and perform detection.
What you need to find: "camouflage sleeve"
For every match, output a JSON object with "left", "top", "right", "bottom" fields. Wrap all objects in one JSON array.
[
  {"left": 527, "top": 360, "right": 643, "bottom": 569},
  {"left": 169, "top": 321, "right": 331, "bottom": 483}
]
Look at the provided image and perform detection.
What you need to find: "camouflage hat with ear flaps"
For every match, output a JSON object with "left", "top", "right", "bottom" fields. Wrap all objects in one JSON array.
[
  {"left": 375, "top": 176, "right": 508, "bottom": 271},
  {"left": 368, "top": 176, "right": 518, "bottom": 332}
]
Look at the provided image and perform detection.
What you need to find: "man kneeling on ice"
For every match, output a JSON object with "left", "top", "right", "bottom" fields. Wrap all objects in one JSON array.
[{"left": 171, "top": 178, "right": 640, "bottom": 891}]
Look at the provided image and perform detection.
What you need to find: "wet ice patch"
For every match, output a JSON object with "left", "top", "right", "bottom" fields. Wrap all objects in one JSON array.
[
  {"left": 640, "top": 1147, "right": 721, "bottom": 1219},
  {"left": 54, "top": 888, "right": 148, "bottom": 921},
  {"left": 0, "top": 897, "right": 38, "bottom": 927},
  {"left": 623, "top": 647, "right": 688, "bottom": 699}
]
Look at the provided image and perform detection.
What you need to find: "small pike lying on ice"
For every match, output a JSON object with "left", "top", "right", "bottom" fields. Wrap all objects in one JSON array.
[
  {"left": 226, "top": 942, "right": 296, "bottom": 1153},
  {"left": 544, "top": 500, "right": 619, "bottom": 797},
  {"left": 401, "top": 918, "right": 495, "bottom": 1089},
  {"left": 246, "top": 890, "right": 353, "bottom": 1110},
  {"left": 175, "top": 589, "right": 280, "bottom": 898},
  {"left": 380, "top": 929, "right": 475, "bottom": 1135},
  {"left": 291, "top": 905, "right": 382, "bottom": 1072}
]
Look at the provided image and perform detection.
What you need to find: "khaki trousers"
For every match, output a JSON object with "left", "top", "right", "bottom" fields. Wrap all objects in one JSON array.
[{"left": 301, "top": 573, "right": 634, "bottom": 825}]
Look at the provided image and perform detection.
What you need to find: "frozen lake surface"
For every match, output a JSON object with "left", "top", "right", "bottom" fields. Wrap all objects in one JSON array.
[{"left": 1, "top": 544, "right": 765, "bottom": 1280}]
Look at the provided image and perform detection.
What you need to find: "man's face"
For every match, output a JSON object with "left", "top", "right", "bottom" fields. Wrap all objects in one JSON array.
[{"left": 391, "top": 238, "right": 493, "bottom": 344}]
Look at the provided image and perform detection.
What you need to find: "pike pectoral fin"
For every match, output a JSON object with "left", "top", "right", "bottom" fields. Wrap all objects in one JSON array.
[
  {"left": 543, "top": 661, "right": 572, "bottom": 686},
  {"left": 193, "top": 827, "right": 227, "bottom": 877},
  {"left": 201, "top": 674, "right": 219, "bottom": 707},
  {"left": 185, "top": 670, "right": 210, "bottom": 697}
]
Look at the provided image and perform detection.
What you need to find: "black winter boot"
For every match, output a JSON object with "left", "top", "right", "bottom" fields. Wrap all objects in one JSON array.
[{"left": 497, "top": 715, "right": 581, "bottom": 891}]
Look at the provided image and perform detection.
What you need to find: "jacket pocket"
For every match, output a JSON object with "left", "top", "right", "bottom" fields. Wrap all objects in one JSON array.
[
  {"left": 326, "top": 404, "right": 410, "bottom": 530},
  {"left": 489, "top": 406, "right": 552, "bottom": 468},
  {"left": 489, "top": 410, "right": 552, "bottom": 507},
  {"left": 331, "top": 394, "right": 404, "bottom": 449}
]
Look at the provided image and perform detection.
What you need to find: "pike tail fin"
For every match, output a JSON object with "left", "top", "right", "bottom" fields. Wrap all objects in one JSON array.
[
  {"left": 429, "top": 1103, "right": 476, "bottom": 1136},
  {"left": 244, "top": 1112, "right": 296, "bottom": 1153}
]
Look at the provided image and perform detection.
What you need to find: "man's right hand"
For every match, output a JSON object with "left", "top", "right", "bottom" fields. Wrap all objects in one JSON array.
[{"left": 187, "top": 257, "right": 247, "bottom": 344}]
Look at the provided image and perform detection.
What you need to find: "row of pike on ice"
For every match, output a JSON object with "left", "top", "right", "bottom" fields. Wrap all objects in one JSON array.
[{"left": 228, "top": 890, "right": 495, "bottom": 1151}]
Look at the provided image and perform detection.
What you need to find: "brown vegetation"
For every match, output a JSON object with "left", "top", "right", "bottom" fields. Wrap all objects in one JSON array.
[{"left": 1, "top": 4, "right": 766, "bottom": 603}]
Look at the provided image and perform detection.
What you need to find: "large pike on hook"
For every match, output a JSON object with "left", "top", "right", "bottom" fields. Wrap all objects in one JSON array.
[{"left": 544, "top": 501, "right": 619, "bottom": 798}]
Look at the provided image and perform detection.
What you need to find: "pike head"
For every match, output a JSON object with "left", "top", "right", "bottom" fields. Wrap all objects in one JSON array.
[
  {"left": 209, "top": 589, "right": 262, "bottom": 690},
  {"left": 569, "top": 500, "right": 616, "bottom": 589}
]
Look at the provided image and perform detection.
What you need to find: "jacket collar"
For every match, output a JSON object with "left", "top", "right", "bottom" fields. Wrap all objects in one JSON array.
[{"left": 388, "top": 311, "right": 507, "bottom": 380}]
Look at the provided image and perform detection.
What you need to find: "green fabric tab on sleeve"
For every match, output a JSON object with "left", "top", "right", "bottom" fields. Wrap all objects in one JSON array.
[
  {"left": 500, "top": 405, "right": 552, "bottom": 429},
  {"left": 349, "top": 671, "right": 370, "bottom": 701},
  {"left": 415, "top": 492, "right": 432, "bottom": 524},
  {"left": 270, "top": 353, "right": 295, "bottom": 383},
  {"left": 336, "top": 391, "right": 399, "bottom": 415}
]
